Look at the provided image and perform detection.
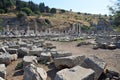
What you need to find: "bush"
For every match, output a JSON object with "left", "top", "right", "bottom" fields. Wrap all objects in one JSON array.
[
  {"left": 34, "top": 11, "right": 41, "bottom": 15},
  {"left": 81, "top": 26, "right": 90, "bottom": 30},
  {"left": 50, "top": 8, "right": 56, "bottom": 14},
  {"left": 0, "top": 9, "right": 5, "bottom": 14},
  {"left": 77, "top": 12, "right": 81, "bottom": 14},
  {"left": 21, "top": 7, "right": 33, "bottom": 16},
  {"left": 60, "top": 9, "right": 65, "bottom": 13},
  {"left": 17, "top": 11, "right": 27, "bottom": 19}
]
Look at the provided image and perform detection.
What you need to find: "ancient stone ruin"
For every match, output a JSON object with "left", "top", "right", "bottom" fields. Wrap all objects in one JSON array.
[{"left": 0, "top": 37, "right": 119, "bottom": 80}]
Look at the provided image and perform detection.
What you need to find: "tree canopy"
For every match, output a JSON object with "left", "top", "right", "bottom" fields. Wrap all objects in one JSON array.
[
  {"left": 0, "top": 0, "right": 54, "bottom": 15},
  {"left": 110, "top": 0, "right": 120, "bottom": 27}
]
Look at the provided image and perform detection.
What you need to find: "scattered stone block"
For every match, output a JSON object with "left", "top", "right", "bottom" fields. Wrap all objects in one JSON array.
[
  {"left": 17, "top": 48, "right": 29, "bottom": 58},
  {"left": 23, "top": 64, "right": 47, "bottom": 80},
  {"left": 29, "top": 48, "right": 43, "bottom": 56},
  {"left": 0, "top": 54, "right": 11, "bottom": 65},
  {"left": 0, "top": 77, "right": 5, "bottom": 80},
  {"left": 6, "top": 48, "right": 17, "bottom": 54},
  {"left": 19, "top": 42, "right": 27, "bottom": 47},
  {"left": 40, "top": 52, "right": 51, "bottom": 61},
  {"left": 0, "top": 47, "right": 7, "bottom": 53},
  {"left": 54, "top": 55, "right": 85, "bottom": 69},
  {"left": 51, "top": 51, "right": 72, "bottom": 58},
  {"left": 9, "top": 45, "right": 20, "bottom": 49},
  {"left": 54, "top": 66, "right": 95, "bottom": 80},
  {"left": 83, "top": 55, "right": 107, "bottom": 80},
  {"left": 0, "top": 64, "right": 6, "bottom": 79},
  {"left": 23, "top": 56, "right": 38, "bottom": 69}
]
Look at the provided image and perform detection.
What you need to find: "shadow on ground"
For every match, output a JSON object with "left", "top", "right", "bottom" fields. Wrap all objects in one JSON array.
[
  {"left": 47, "top": 63, "right": 58, "bottom": 80},
  {"left": 13, "top": 69, "right": 23, "bottom": 76}
]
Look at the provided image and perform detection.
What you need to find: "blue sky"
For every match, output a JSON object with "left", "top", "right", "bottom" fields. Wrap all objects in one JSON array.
[{"left": 23, "top": 0, "right": 117, "bottom": 15}]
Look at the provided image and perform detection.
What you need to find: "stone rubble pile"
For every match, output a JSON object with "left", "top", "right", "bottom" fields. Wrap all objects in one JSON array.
[{"left": 0, "top": 38, "right": 119, "bottom": 80}]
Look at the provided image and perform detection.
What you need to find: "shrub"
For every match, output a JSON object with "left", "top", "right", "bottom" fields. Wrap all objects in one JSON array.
[
  {"left": 34, "top": 11, "right": 41, "bottom": 15},
  {"left": 77, "top": 12, "right": 81, "bottom": 14},
  {"left": 17, "top": 11, "right": 27, "bottom": 19},
  {"left": 0, "top": 9, "right": 5, "bottom": 14},
  {"left": 50, "top": 8, "right": 56, "bottom": 14},
  {"left": 60, "top": 9, "right": 65, "bottom": 13},
  {"left": 21, "top": 7, "right": 33, "bottom": 16}
]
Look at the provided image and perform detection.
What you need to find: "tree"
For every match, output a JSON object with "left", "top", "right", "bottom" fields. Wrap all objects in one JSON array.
[
  {"left": 0, "top": 0, "right": 15, "bottom": 12},
  {"left": 39, "top": 3, "right": 45, "bottom": 13},
  {"left": 109, "top": 0, "right": 120, "bottom": 27},
  {"left": 50, "top": 8, "right": 56, "bottom": 14},
  {"left": 45, "top": 6, "right": 50, "bottom": 13},
  {"left": 114, "top": 11, "right": 120, "bottom": 26},
  {"left": 0, "top": 0, "right": 51, "bottom": 14},
  {"left": 16, "top": 0, "right": 28, "bottom": 11},
  {"left": 28, "top": 1, "right": 39, "bottom": 12}
]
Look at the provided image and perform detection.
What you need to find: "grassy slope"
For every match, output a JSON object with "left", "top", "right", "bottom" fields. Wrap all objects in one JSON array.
[
  {"left": 0, "top": 11, "right": 109, "bottom": 30},
  {"left": 40, "top": 11, "right": 109, "bottom": 29}
]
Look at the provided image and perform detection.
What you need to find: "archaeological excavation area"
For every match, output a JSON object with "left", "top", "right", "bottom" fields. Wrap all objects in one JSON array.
[{"left": 0, "top": 36, "right": 119, "bottom": 80}]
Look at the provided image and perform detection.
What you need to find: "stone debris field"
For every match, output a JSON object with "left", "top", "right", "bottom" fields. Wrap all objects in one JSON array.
[{"left": 0, "top": 37, "right": 119, "bottom": 80}]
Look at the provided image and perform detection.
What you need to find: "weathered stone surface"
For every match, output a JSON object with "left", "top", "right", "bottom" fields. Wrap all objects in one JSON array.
[
  {"left": 54, "top": 66, "right": 95, "bottom": 80},
  {"left": 51, "top": 51, "right": 72, "bottom": 58},
  {"left": 50, "top": 49, "right": 57, "bottom": 53},
  {"left": 83, "top": 55, "right": 107, "bottom": 80},
  {"left": 10, "top": 54, "right": 18, "bottom": 61},
  {"left": 0, "top": 54, "right": 11, "bottom": 65},
  {"left": 23, "top": 56, "right": 38, "bottom": 68},
  {"left": 19, "top": 42, "right": 27, "bottom": 47},
  {"left": 0, "top": 47, "right": 7, "bottom": 53},
  {"left": 0, "top": 64, "right": 6, "bottom": 79},
  {"left": 0, "top": 77, "right": 5, "bottom": 80},
  {"left": 54, "top": 55, "right": 85, "bottom": 69},
  {"left": 23, "top": 64, "right": 47, "bottom": 80},
  {"left": 17, "top": 47, "right": 29, "bottom": 58},
  {"left": 6, "top": 48, "right": 17, "bottom": 54},
  {"left": 40, "top": 52, "right": 51, "bottom": 61},
  {"left": 9, "top": 45, "right": 20, "bottom": 49},
  {"left": 29, "top": 48, "right": 43, "bottom": 56}
]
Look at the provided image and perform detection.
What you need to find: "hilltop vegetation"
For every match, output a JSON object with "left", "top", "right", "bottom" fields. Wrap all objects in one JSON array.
[{"left": 0, "top": 0, "right": 57, "bottom": 15}]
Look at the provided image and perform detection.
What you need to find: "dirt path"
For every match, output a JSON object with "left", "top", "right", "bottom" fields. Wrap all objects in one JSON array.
[{"left": 6, "top": 59, "right": 23, "bottom": 80}]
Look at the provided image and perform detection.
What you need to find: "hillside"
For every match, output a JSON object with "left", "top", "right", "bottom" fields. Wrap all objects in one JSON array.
[
  {"left": 0, "top": 12, "right": 109, "bottom": 31},
  {"left": 0, "top": 0, "right": 110, "bottom": 31}
]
